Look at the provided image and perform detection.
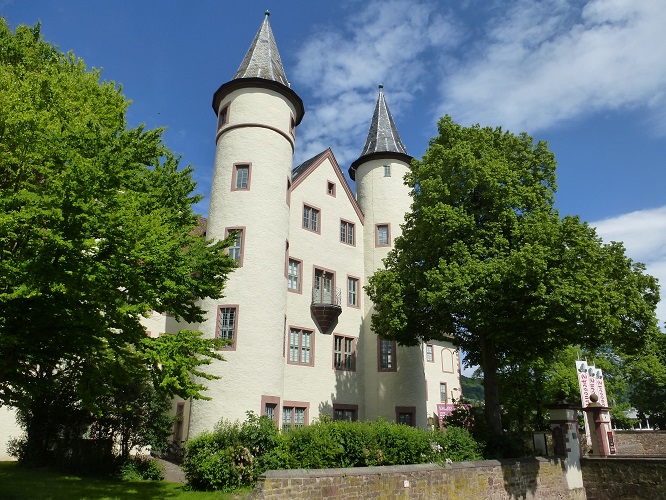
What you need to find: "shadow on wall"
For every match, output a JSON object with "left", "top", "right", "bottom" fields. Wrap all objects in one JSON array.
[
  {"left": 318, "top": 367, "right": 360, "bottom": 421},
  {"left": 501, "top": 457, "right": 546, "bottom": 499}
]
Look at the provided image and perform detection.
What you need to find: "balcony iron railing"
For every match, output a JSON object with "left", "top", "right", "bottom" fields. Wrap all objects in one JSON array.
[{"left": 311, "top": 287, "right": 342, "bottom": 306}]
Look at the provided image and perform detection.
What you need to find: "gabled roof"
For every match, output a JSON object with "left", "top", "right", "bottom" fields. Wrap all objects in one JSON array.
[
  {"left": 349, "top": 85, "right": 412, "bottom": 180},
  {"left": 291, "top": 149, "right": 365, "bottom": 224},
  {"left": 234, "top": 11, "right": 289, "bottom": 86}
]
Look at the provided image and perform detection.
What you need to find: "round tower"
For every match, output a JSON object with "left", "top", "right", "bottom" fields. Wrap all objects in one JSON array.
[
  {"left": 350, "top": 86, "right": 427, "bottom": 426},
  {"left": 190, "top": 12, "right": 304, "bottom": 436}
]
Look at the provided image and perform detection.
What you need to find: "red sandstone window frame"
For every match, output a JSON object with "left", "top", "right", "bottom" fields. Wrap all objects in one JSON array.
[
  {"left": 287, "top": 257, "right": 303, "bottom": 294},
  {"left": 426, "top": 344, "right": 434, "bottom": 363},
  {"left": 375, "top": 223, "right": 391, "bottom": 247},
  {"left": 302, "top": 203, "right": 321, "bottom": 234},
  {"left": 378, "top": 337, "right": 397, "bottom": 372},
  {"left": 441, "top": 347, "right": 455, "bottom": 373},
  {"left": 289, "top": 113, "right": 296, "bottom": 138},
  {"left": 395, "top": 406, "right": 416, "bottom": 427},
  {"left": 327, "top": 180, "right": 336, "bottom": 197},
  {"left": 261, "top": 395, "right": 281, "bottom": 425},
  {"left": 340, "top": 219, "right": 355, "bottom": 246},
  {"left": 312, "top": 266, "right": 336, "bottom": 304},
  {"left": 333, "top": 404, "right": 358, "bottom": 422},
  {"left": 215, "top": 304, "right": 239, "bottom": 350},
  {"left": 287, "top": 326, "right": 314, "bottom": 367},
  {"left": 346, "top": 275, "right": 360, "bottom": 308},
  {"left": 217, "top": 103, "right": 230, "bottom": 129},
  {"left": 333, "top": 334, "right": 356, "bottom": 371},
  {"left": 439, "top": 382, "right": 448, "bottom": 403},
  {"left": 282, "top": 401, "right": 309, "bottom": 432},
  {"left": 225, "top": 226, "right": 246, "bottom": 267},
  {"left": 231, "top": 162, "right": 252, "bottom": 191}
]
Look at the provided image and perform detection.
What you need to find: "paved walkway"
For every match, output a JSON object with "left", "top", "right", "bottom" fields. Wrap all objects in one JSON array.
[{"left": 156, "top": 457, "right": 186, "bottom": 484}]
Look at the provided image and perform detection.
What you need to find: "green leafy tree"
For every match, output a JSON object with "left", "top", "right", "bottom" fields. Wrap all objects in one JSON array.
[
  {"left": 0, "top": 21, "right": 236, "bottom": 464},
  {"left": 367, "top": 116, "right": 660, "bottom": 441}
]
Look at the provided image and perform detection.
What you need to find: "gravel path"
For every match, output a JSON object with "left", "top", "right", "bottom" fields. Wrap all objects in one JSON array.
[{"left": 156, "top": 457, "right": 186, "bottom": 484}]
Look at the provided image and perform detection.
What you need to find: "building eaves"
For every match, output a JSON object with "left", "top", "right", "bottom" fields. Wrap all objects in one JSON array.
[{"left": 291, "top": 149, "right": 365, "bottom": 224}]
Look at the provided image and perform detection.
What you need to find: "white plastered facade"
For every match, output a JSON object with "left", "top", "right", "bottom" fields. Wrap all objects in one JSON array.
[{"left": 140, "top": 22, "right": 463, "bottom": 441}]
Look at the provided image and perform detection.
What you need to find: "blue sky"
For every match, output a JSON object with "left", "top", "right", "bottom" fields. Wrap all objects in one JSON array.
[{"left": 3, "top": 0, "right": 665, "bottom": 329}]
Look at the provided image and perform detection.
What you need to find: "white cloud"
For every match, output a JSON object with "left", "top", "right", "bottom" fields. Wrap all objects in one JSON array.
[
  {"left": 292, "top": 0, "right": 458, "bottom": 166},
  {"left": 440, "top": 0, "right": 666, "bottom": 132},
  {"left": 592, "top": 205, "right": 666, "bottom": 328}
]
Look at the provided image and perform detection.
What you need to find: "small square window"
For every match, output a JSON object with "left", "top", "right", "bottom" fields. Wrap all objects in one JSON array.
[
  {"left": 376, "top": 224, "right": 390, "bottom": 247},
  {"left": 340, "top": 220, "right": 354, "bottom": 245},
  {"left": 303, "top": 205, "right": 320, "bottom": 233},
  {"left": 384, "top": 164, "right": 391, "bottom": 177},
  {"left": 327, "top": 181, "right": 336, "bottom": 196}
]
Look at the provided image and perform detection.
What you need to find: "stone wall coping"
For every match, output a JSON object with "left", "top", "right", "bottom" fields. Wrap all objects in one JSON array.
[
  {"left": 614, "top": 429, "right": 666, "bottom": 434},
  {"left": 260, "top": 456, "right": 563, "bottom": 480},
  {"left": 582, "top": 456, "right": 666, "bottom": 463}
]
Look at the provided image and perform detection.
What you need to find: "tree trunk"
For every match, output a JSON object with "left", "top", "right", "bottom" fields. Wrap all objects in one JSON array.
[{"left": 480, "top": 333, "right": 503, "bottom": 439}]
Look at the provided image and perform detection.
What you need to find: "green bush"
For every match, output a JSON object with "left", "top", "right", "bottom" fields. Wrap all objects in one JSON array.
[
  {"left": 183, "top": 413, "right": 484, "bottom": 491},
  {"left": 182, "top": 412, "right": 282, "bottom": 491},
  {"left": 430, "top": 426, "right": 483, "bottom": 462},
  {"left": 118, "top": 456, "right": 164, "bottom": 481}
]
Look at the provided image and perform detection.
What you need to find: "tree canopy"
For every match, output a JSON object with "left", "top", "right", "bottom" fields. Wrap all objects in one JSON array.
[
  {"left": 367, "top": 115, "right": 661, "bottom": 438},
  {"left": 0, "top": 21, "right": 236, "bottom": 463}
]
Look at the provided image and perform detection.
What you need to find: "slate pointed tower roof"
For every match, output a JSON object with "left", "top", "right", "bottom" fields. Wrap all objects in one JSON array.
[
  {"left": 234, "top": 11, "right": 289, "bottom": 86},
  {"left": 212, "top": 12, "right": 304, "bottom": 124},
  {"left": 349, "top": 85, "right": 412, "bottom": 180}
]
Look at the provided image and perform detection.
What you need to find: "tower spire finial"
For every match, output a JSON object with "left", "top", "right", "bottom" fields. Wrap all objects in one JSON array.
[
  {"left": 265, "top": 10, "right": 270, "bottom": 17},
  {"left": 234, "top": 12, "right": 288, "bottom": 85}
]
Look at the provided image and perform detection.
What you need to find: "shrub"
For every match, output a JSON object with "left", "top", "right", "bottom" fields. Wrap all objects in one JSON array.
[
  {"left": 183, "top": 413, "right": 484, "bottom": 491},
  {"left": 430, "top": 426, "right": 483, "bottom": 462},
  {"left": 118, "top": 456, "right": 164, "bottom": 481},
  {"left": 182, "top": 412, "right": 282, "bottom": 491}
]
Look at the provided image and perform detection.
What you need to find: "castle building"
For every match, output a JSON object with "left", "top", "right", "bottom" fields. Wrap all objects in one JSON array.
[{"left": 143, "top": 12, "right": 462, "bottom": 441}]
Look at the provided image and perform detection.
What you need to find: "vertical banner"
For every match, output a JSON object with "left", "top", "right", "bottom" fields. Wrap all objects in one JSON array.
[
  {"left": 576, "top": 360, "right": 592, "bottom": 446},
  {"left": 586, "top": 364, "right": 597, "bottom": 402},
  {"left": 595, "top": 369, "right": 608, "bottom": 407},
  {"left": 576, "top": 360, "right": 590, "bottom": 407}
]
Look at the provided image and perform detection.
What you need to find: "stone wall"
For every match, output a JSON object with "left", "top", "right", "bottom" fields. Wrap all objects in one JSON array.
[
  {"left": 581, "top": 457, "right": 666, "bottom": 500},
  {"left": 614, "top": 430, "right": 666, "bottom": 456},
  {"left": 250, "top": 458, "right": 585, "bottom": 499}
]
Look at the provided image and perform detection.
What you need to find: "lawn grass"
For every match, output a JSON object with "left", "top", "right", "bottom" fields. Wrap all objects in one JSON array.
[{"left": 0, "top": 462, "right": 251, "bottom": 500}]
